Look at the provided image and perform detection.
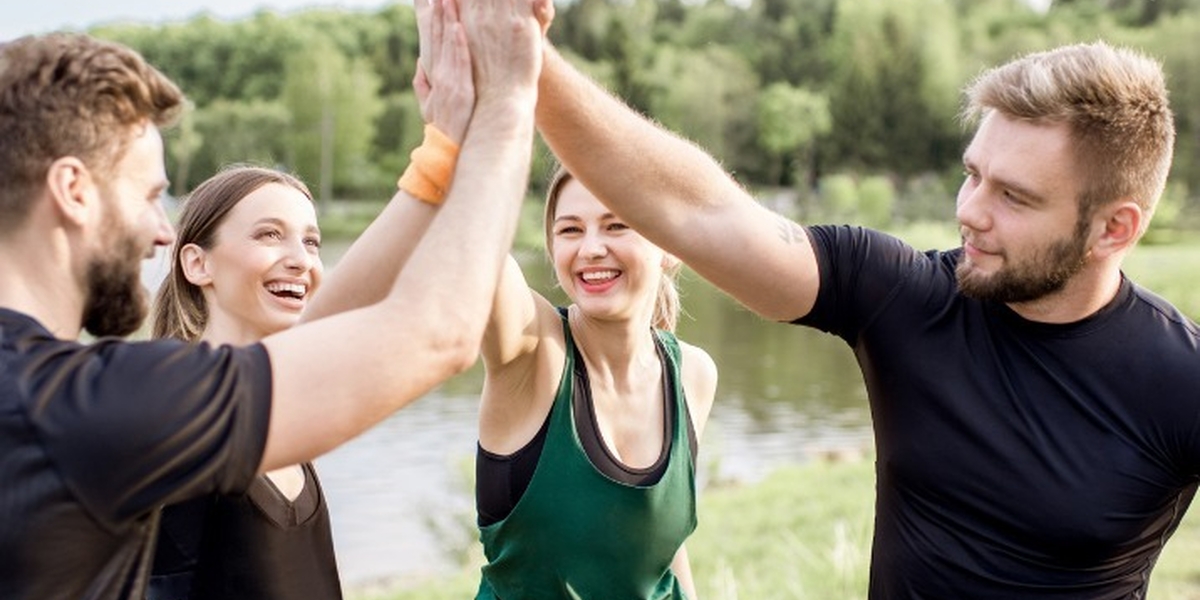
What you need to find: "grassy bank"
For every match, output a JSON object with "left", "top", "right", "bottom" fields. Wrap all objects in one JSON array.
[{"left": 352, "top": 456, "right": 1200, "bottom": 600}]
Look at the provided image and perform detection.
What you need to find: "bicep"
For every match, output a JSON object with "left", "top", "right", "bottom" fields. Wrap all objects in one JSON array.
[
  {"left": 678, "top": 200, "right": 820, "bottom": 323},
  {"left": 481, "top": 255, "right": 547, "bottom": 369},
  {"left": 681, "top": 343, "right": 718, "bottom": 441}
]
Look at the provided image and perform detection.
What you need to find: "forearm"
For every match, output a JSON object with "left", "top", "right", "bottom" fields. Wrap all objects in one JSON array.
[
  {"left": 671, "top": 544, "right": 699, "bottom": 600},
  {"left": 381, "top": 96, "right": 535, "bottom": 361},
  {"left": 300, "top": 192, "right": 437, "bottom": 323},
  {"left": 536, "top": 45, "right": 816, "bottom": 321},
  {"left": 536, "top": 45, "right": 744, "bottom": 234},
  {"left": 258, "top": 100, "right": 534, "bottom": 471}
]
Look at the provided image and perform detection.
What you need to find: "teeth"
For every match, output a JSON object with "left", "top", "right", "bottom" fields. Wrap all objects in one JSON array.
[
  {"left": 581, "top": 270, "right": 618, "bottom": 283},
  {"left": 265, "top": 282, "right": 307, "bottom": 296}
]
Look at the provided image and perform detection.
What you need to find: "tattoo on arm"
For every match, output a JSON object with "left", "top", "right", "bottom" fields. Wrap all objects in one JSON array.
[{"left": 775, "top": 216, "right": 807, "bottom": 246}]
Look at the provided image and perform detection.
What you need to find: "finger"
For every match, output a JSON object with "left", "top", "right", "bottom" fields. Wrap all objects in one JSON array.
[
  {"left": 416, "top": 0, "right": 434, "bottom": 75},
  {"left": 429, "top": 0, "right": 445, "bottom": 71},
  {"left": 534, "top": 0, "right": 554, "bottom": 35}
]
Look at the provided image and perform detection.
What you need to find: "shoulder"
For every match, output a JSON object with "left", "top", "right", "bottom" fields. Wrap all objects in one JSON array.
[
  {"left": 678, "top": 340, "right": 717, "bottom": 388},
  {"left": 676, "top": 339, "right": 717, "bottom": 435}
]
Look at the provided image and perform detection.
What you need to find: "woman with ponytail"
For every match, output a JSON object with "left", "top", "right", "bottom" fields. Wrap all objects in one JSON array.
[
  {"left": 474, "top": 165, "right": 718, "bottom": 599},
  {"left": 146, "top": 166, "right": 343, "bottom": 600}
]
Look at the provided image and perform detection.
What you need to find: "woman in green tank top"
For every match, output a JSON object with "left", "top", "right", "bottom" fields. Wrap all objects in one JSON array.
[{"left": 476, "top": 166, "right": 719, "bottom": 599}]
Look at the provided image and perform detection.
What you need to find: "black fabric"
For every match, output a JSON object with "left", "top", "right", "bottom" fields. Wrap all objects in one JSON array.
[
  {"left": 0, "top": 308, "right": 272, "bottom": 600},
  {"left": 476, "top": 409, "right": 551, "bottom": 527},
  {"left": 476, "top": 308, "right": 698, "bottom": 527},
  {"left": 572, "top": 333, "right": 698, "bottom": 485},
  {"left": 148, "top": 462, "right": 342, "bottom": 600},
  {"left": 798, "top": 225, "right": 1200, "bottom": 599}
]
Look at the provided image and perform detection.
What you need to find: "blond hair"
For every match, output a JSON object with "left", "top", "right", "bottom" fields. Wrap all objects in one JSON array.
[{"left": 963, "top": 41, "right": 1174, "bottom": 233}]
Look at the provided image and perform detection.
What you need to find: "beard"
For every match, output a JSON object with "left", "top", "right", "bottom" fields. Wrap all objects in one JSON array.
[
  {"left": 957, "top": 218, "right": 1091, "bottom": 304},
  {"left": 81, "top": 223, "right": 149, "bottom": 338}
]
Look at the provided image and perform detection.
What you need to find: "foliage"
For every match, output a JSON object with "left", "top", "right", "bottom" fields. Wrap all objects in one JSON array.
[
  {"left": 87, "top": 0, "right": 1200, "bottom": 218},
  {"left": 756, "top": 83, "right": 831, "bottom": 186}
]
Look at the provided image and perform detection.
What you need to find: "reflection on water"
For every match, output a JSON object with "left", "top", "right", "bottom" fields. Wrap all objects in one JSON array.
[{"left": 144, "top": 241, "right": 876, "bottom": 589}]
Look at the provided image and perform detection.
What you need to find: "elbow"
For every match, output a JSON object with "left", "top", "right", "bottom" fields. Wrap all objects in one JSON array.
[
  {"left": 445, "top": 340, "right": 481, "bottom": 376},
  {"left": 431, "top": 320, "right": 484, "bottom": 376}
]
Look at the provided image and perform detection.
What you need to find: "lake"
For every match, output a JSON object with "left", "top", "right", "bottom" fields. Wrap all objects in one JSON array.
[{"left": 142, "top": 238, "right": 877, "bottom": 590}]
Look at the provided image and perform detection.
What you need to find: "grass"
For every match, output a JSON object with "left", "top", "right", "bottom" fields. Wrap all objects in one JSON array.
[{"left": 352, "top": 456, "right": 1200, "bottom": 600}]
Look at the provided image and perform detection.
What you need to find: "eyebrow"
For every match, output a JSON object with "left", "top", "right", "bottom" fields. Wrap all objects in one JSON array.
[
  {"left": 253, "top": 217, "right": 321, "bottom": 234},
  {"left": 553, "top": 212, "right": 617, "bottom": 223},
  {"left": 962, "top": 155, "right": 1048, "bottom": 205}
]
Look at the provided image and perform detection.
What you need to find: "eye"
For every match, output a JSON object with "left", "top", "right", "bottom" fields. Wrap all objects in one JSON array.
[
  {"left": 607, "top": 222, "right": 630, "bottom": 232},
  {"left": 555, "top": 225, "right": 582, "bottom": 235},
  {"left": 304, "top": 236, "right": 322, "bottom": 249},
  {"left": 255, "top": 229, "right": 284, "bottom": 241},
  {"left": 1001, "top": 190, "right": 1026, "bottom": 207}
]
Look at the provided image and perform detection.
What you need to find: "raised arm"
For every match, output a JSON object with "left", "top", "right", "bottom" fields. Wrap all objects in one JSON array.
[
  {"left": 536, "top": 46, "right": 819, "bottom": 322},
  {"left": 257, "top": 0, "right": 545, "bottom": 471},
  {"left": 301, "top": 0, "right": 474, "bottom": 320}
]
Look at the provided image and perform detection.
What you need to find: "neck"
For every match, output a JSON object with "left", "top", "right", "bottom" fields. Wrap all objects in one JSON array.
[
  {"left": 200, "top": 317, "right": 270, "bottom": 347},
  {"left": 0, "top": 227, "right": 85, "bottom": 338},
  {"left": 568, "top": 305, "right": 659, "bottom": 393},
  {"left": 1006, "top": 261, "right": 1124, "bottom": 324}
]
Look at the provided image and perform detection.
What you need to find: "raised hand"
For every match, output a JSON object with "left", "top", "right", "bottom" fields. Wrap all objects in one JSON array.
[
  {"left": 456, "top": 0, "right": 550, "bottom": 103},
  {"left": 414, "top": 0, "right": 475, "bottom": 145}
]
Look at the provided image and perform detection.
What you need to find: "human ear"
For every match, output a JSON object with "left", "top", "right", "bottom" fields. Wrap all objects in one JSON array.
[
  {"left": 180, "top": 243, "right": 213, "bottom": 287},
  {"left": 1091, "top": 201, "right": 1143, "bottom": 259},
  {"left": 45, "top": 157, "right": 97, "bottom": 227}
]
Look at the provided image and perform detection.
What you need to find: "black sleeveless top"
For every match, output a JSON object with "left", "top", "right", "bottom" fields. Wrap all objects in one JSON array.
[{"left": 147, "top": 462, "right": 342, "bottom": 599}]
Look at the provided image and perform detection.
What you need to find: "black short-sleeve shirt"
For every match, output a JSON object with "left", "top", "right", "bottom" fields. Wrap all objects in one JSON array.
[
  {"left": 798, "top": 225, "right": 1200, "bottom": 599},
  {"left": 0, "top": 308, "right": 272, "bottom": 600}
]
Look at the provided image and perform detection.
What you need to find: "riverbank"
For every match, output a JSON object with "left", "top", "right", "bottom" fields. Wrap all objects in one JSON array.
[{"left": 348, "top": 454, "right": 1200, "bottom": 600}]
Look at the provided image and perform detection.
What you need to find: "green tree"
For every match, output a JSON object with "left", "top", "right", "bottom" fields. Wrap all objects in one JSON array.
[
  {"left": 643, "top": 44, "right": 761, "bottom": 179},
  {"left": 165, "top": 102, "right": 204, "bottom": 197},
  {"left": 187, "top": 99, "right": 292, "bottom": 189},
  {"left": 281, "top": 36, "right": 385, "bottom": 202},
  {"left": 757, "top": 83, "right": 831, "bottom": 187},
  {"left": 826, "top": 0, "right": 964, "bottom": 176}
]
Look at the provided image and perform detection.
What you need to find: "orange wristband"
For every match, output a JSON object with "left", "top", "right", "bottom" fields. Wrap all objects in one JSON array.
[{"left": 397, "top": 124, "right": 460, "bottom": 205}]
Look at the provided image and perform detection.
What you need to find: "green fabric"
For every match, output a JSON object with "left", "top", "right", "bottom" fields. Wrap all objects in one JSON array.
[{"left": 477, "top": 315, "right": 697, "bottom": 600}]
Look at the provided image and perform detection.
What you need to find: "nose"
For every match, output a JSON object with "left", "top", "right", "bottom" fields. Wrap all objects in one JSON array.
[
  {"left": 580, "top": 230, "right": 608, "bottom": 258},
  {"left": 282, "top": 238, "right": 316, "bottom": 272},
  {"left": 153, "top": 199, "right": 176, "bottom": 248},
  {"left": 955, "top": 177, "right": 991, "bottom": 233}
]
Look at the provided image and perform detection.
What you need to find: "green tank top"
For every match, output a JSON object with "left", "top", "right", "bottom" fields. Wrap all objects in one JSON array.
[{"left": 476, "top": 315, "right": 698, "bottom": 600}]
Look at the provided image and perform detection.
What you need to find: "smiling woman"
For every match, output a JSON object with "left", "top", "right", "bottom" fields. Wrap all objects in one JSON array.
[{"left": 148, "top": 165, "right": 341, "bottom": 600}]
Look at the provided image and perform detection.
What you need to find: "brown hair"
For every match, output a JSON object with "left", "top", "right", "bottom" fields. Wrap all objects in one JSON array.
[
  {"left": 544, "top": 165, "right": 682, "bottom": 332},
  {"left": 152, "top": 165, "right": 313, "bottom": 341},
  {"left": 0, "top": 33, "right": 184, "bottom": 233},
  {"left": 963, "top": 41, "right": 1174, "bottom": 234}
]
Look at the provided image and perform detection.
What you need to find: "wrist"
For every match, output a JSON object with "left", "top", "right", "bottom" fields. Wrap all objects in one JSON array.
[{"left": 398, "top": 124, "right": 460, "bottom": 205}]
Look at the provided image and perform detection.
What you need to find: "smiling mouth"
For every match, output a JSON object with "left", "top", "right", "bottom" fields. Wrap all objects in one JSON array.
[
  {"left": 265, "top": 282, "right": 307, "bottom": 300},
  {"left": 580, "top": 269, "right": 619, "bottom": 284}
]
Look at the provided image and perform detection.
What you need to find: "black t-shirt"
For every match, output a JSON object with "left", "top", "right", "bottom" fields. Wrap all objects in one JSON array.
[
  {"left": 799, "top": 225, "right": 1200, "bottom": 599},
  {"left": 0, "top": 308, "right": 272, "bottom": 600}
]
